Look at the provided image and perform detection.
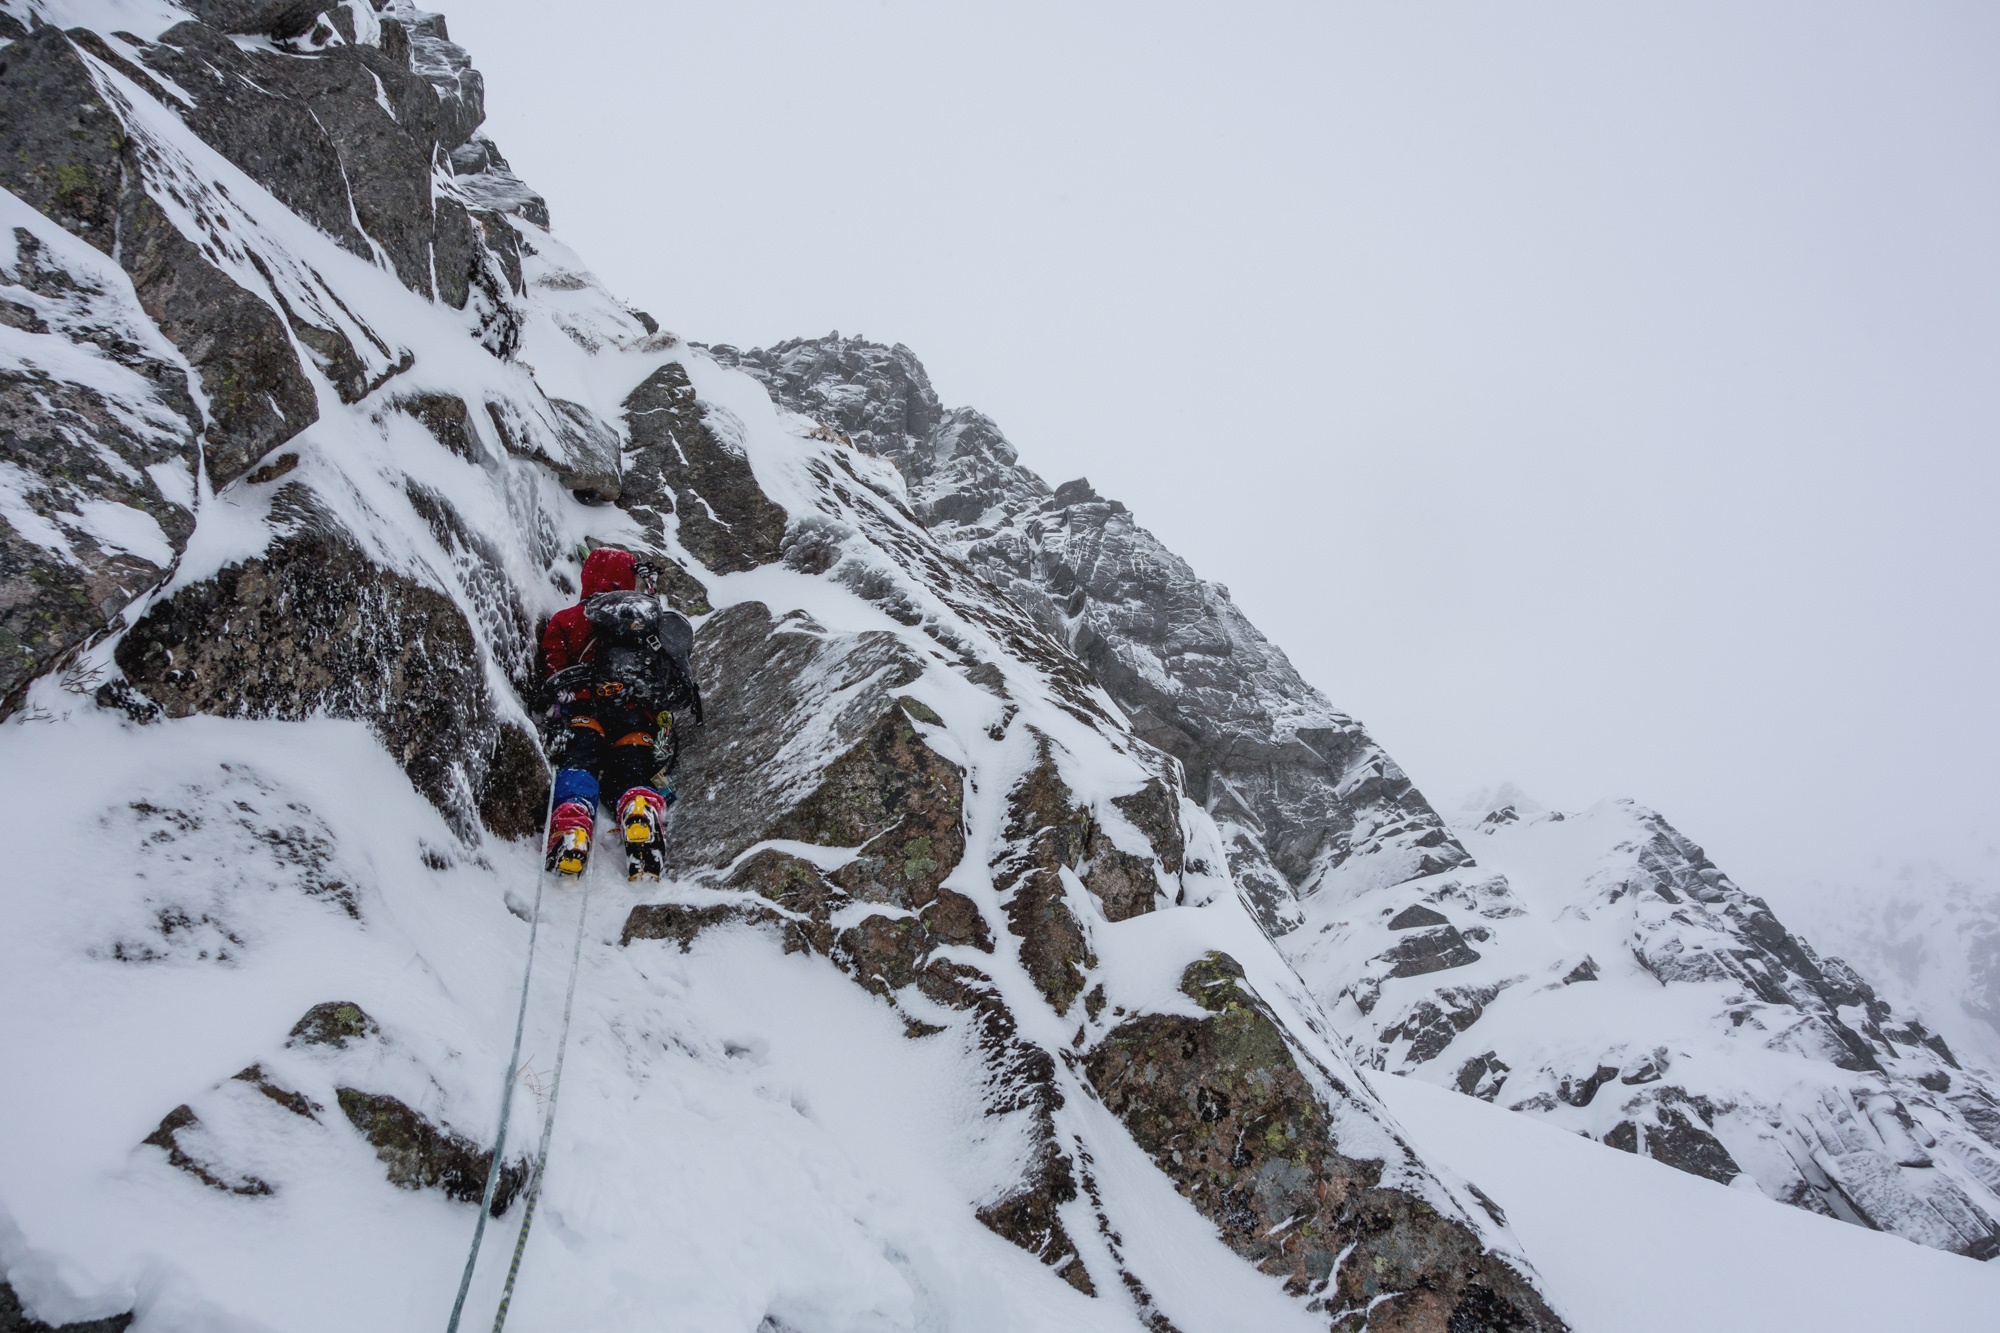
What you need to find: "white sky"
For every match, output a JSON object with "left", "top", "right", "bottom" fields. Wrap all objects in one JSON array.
[{"left": 449, "top": 0, "right": 2000, "bottom": 907}]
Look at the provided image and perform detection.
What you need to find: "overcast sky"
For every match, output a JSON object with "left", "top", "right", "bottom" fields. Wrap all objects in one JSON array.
[{"left": 449, "top": 0, "right": 2000, "bottom": 909}]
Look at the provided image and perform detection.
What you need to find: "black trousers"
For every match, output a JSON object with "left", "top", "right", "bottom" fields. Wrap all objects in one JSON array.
[{"left": 554, "top": 700, "right": 662, "bottom": 803}]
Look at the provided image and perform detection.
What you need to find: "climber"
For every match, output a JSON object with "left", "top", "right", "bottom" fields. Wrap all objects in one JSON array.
[{"left": 538, "top": 546, "right": 701, "bottom": 881}]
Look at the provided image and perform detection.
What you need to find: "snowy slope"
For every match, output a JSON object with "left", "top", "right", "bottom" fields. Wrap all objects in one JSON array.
[
  {"left": 0, "top": 717, "right": 1324, "bottom": 1333},
  {"left": 1376, "top": 1075, "right": 2000, "bottom": 1333},
  {"left": 1286, "top": 794, "right": 2000, "bottom": 1259},
  {"left": 0, "top": 4, "right": 1565, "bottom": 1329}
]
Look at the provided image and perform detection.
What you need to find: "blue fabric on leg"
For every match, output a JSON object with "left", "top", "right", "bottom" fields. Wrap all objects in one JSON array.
[{"left": 552, "top": 767, "right": 600, "bottom": 814}]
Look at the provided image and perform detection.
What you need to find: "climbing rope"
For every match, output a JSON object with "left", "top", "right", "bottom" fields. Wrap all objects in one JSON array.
[
  {"left": 445, "top": 776, "right": 558, "bottom": 1333},
  {"left": 490, "top": 850, "right": 594, "bottom": 1332}
]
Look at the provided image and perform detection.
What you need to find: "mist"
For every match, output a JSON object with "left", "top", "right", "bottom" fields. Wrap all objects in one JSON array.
[{"left": 448, "top": 0, "right": 2000, "bottom": 910}]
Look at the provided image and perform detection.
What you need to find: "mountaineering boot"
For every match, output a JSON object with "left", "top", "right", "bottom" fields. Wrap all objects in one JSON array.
[
  {"left": 545, "top": 799, "right": 595, "bottom": 876},
  {"left": 617, "top": 787, "right": 673, "bottom": 882},
  {"left": 547, "top": 826, "right": 591, "bottom": 876}
]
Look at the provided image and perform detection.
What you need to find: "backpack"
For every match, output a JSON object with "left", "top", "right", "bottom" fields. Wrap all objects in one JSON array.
[{"left": 582, "top": 591, "right": 703, "bottom": 722}]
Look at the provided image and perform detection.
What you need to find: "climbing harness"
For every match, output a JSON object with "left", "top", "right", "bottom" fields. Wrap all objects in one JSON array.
[{"left": 443, "top": 776, "right": 594, "bottom": 1333}]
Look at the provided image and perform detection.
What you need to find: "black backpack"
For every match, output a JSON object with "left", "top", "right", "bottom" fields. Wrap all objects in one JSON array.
[{"left": 582, "top": 591, "right": 703, "bottom": 722}]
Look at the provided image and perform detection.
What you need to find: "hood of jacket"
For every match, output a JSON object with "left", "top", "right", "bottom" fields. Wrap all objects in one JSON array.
[{"left": 580, "top": 547, "right": 637, "bottom": 598}]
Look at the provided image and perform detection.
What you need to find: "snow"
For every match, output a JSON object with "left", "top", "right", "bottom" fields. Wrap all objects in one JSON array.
[
  {"left": 4, "top": 0, "right": 193, "bottom": 43},
  {"left": 0, "top": 281, "right": 1541, "bottom": 1320},
  {"left": 1291, "top": 791, "right": 2000, "bottom": 1262},
  {"left": 5, "top": 124, "right": 1485, "bottom": 1314},
  {"left": 1376, "top": 1073, "right": 2000, "bottom": 1332},
  {"left": 1783, "top": 864, "right": 2000, "bottom": 1078},
  {"left": 66, "top": 498, "right": 175, "bottom": 565},
  {"left": 0, "top": 714, "right": 1112, "bottom": 1332},
  {"left": 0, "top": 191, "right": 199, "bottom": 454},
  {"left": 0, "top": 694, "right": 1400, "bottom": 1331},
  {"left": 0, "top": 461, "right": 73, "bottom": 556},
  {"left": 16, "top": 8, "right": 1417, "bottom": 1327},
  {"left": 11, "top": 2, "right": 1987, "bottom": 1324}
]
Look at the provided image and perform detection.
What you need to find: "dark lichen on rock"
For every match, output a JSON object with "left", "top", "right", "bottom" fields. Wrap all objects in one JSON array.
[
  {"left": 287, "top": 1000, "right": 379, "bottom": 1049},
  {"left": 232, "top": 1063, "right": 319, "bottom": 1118},
  {"left": 336, "top": 1088, "right": 525, "bottom": 1216},
  {"left": 995, "top": 742, "right": 1102, "bottom": 1014},
  {"left": 774, "top": 702, "right": 966, "bottom": 909},
  {"left": 113, "top": 510, "right": 525, "bottom": 842},
  {"left": 1085, "top": 952, "right": 1566, "bottom": 1330}
]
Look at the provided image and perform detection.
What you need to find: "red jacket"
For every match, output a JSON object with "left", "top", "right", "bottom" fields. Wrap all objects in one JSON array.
[{"left": 541, "top": 548, "right": 637, "bottom": 678}]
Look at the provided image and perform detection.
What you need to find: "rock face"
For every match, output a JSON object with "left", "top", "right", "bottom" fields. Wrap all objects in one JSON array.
[
  {"left": 619, "top": 361, "right": 786, "bottom": 573},
  {"left": 708, "top": 336, "right": 1471, "bottom": 936},
  {"left": 0, "top": 22, "right": 320, "bottom": 486},
  {"left": 336, "top": 1087, "right": 526, "bottom": 1216},
  {"left": 114, "top": 499, "right": 537, "bottom": 840},
  {"left": 0, "top": 0, "right": 550, "bottom": 725},
  {"left": 1789, "top": 864, "right": 2000, "bottom": 1078},
  {"left": 658, "top": 600, "right": 931, "bottom": 874},
  {"left": 133, "top": 17, "right": 447, "bottom": 299},
  {"left": 1086, "top": 952, "right": 1563, "bottom": 1330},
  {"left": 182, "top": 2, "right": 339, "bottom": 41},
  {"left": 0, "top": 208, "right": 198, "bottom": 713}
]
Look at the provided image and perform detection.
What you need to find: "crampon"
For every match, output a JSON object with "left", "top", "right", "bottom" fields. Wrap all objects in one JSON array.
[
  {"left": 544, "top": 800, "right": 595, "bottom": 877},
  {"left": 617, "top": 787, "right": 673, "bottom": 882}
]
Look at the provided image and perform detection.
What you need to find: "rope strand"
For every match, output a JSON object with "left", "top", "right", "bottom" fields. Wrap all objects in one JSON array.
[
  {"left": 445, "top": 774, "right": 558, "bottom": 1333},
  {"left": 491, "top": 841, "right": 595, "bottom": 1332}
]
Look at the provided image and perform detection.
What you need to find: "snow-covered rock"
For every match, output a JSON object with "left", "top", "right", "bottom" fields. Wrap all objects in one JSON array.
[
  {"left": 0, "top": 193, "right": 199, "bottom": 711},
  {"left": 717, "top": 333, "right": 2000, "bottom": 1265},
  {"left": 1783, "top": 864, "right": 2000, "bottom": 1081},
  {"left": 1293, "top": 795, "right": 2000, "bottom": 1260},
  {"left": 0, "top": 5, "right": 1565, "bottom": 1330},
  {"left": 708, "top": 335, "right": 1472, "bottom": 938}
]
